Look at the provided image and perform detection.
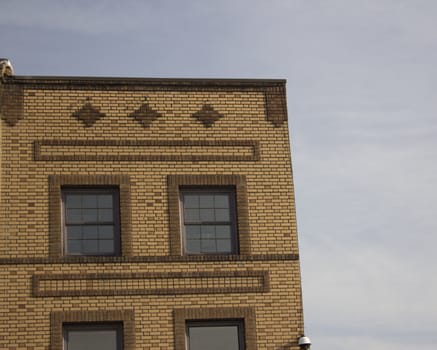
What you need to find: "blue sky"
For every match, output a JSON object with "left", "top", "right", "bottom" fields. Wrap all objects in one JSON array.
[{"left": 2, "top": 1, "right": 437, "bottom": 349}]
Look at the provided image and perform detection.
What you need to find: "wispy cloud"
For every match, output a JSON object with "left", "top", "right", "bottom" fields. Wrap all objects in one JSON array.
[{"left": 0, "top": 0, "right": 167, "bottom": 34}]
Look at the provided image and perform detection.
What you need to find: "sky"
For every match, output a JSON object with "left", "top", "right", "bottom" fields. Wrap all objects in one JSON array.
[{"left": 1, "top": 0, "right": 437, "bottom": 349}]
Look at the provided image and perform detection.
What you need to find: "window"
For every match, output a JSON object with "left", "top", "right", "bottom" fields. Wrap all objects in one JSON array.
[
  {"left": 168, "top": 175, "right": 250, "bottom": 256},
  {"left": 63, "top": 323, "right": 123, "bottom": 350},
  {"left": 181, "top": 188, "right": 237, "bottom": 254},
  {"left": 49, "top": 175, "right": 132, "bottom": 258},
  {"left": 186, "top": 320, "right": 245, "bottom": 350},
  {"left": 51, "top": 309, "right": 135, "bottom": 350},
  {"left": 62, "top": 188, "right": 120, "bottom": 256},
  {"left": 174, "top": 307, "right": 256, "bottom": 350}
]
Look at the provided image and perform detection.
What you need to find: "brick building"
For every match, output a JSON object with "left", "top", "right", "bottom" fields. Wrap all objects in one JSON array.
[{"left": 0, "top": 68, "right": 305, "bottom": 349}]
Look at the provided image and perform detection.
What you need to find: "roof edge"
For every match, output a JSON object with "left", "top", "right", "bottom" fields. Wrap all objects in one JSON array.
[{"left": 5, "top": 75, "right": 286, "bottom": 88}]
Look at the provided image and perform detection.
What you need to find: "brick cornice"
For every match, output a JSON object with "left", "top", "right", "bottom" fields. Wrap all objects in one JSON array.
[{"left": 6, "top": 75, "right": 286, "bottom": 90}]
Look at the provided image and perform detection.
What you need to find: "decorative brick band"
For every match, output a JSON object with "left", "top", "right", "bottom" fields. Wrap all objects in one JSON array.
[
  {"left": 0, "top": 253, "right": 299, "bottom": 265},
  {"left": 50, "top": 309, "right": 135, "bottom": 350},
  {"left": 3, "top": 78, "right": 288, "bottom": 128},
  {"left": 34, "top": 139, "right": 260, "bottom": 162},
  {"left": 33, "top": 270, "right": 269, "bottom": 297},
  {"left": 167, "top": 175, "right": 251, "bottom": 256},
  {"left": 48, "top": 174, "right": 132, "bottom": 258},
  {"left": 0, "top": 84, "right": 23, "bottom": 126},
  {"left": 265, "top": 85, "right": 288, "bottom": 127},
  {"left": 174, "top": 307, "right": 257, "bottom": 350}
]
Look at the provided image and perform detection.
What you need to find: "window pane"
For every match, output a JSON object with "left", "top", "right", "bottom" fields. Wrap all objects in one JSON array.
[
  {"left": 185, "top": 225, "right": 201, "bottom": 239},
  {"left": 188, "top": 324, "right": 242, "bottom": 350},
  {"left": 99, "top": 240, "right": 114, "bottom": 254},
  {"left": 82, "top": 209, "right": 98, "bottom": 222},
  {"left": 97, "top": 194, "right": 113, "bottom": 208},
  {"left": 215, "top": 209, "right": 230, "bottom": 222},
  {"left": 201, "top": 239, "right": 216, "bottom": 253},
  {"left": 65, "top": 195, "right": 82, "bottom": 208},
  {"left": 99, "top": 226, "right": 114, "bottom": 239},
  {"left": 217, "top": 239, "right": 232, "bottom": 253},
  {"left": 82, "top": 226, "right": 98, "bottom": 239},
  {"left": 67, "top": 240, "right": 82, "bottom": 254},
  {"left": 66, "top": 209, "right": 82, "bottom": 223},
  {"left": 98, "top": 209, "right": 113, "bottom": 222},
  {"left": 65, "top": 328, "right": 119, "bottom": 350},
  {"left": 199, "top": 209, "right": 214, "bottom": 221},
  {"left": 199, "top": 194, "right": 214, "bottom": 208},
  {"left": 67, "top": 226, "right": 82, "bottom": 240},
  {"left": 82, "top": 194, "right": 98, "bottom": 208},
  {"left": 82, "top": 240, "right": 98, "bottom": 254},
  {"left": 184, "top": 195, "right": 199, "bottom": 208},
  {"left": 201, "top": 225, "right": 215, "bottom": 239},
  {"left": 185, "top": 239, "right": 201, "bottom": 254},
  {"left": 184, "top": 209, "right": 200, "bottom": 222},
  {"left": 216, "top": 225, "right": 231, "bottom": 239},
  {"left": 214, "top": 194, "right": 229, "bottom": 208}
]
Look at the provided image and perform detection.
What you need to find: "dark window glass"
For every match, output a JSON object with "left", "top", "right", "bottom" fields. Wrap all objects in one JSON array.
[
  {"left": 62, "top": 188, "right": 120, "bottom": 256},
  {"left": 186, "top": 320, "right": 244, "bottom": 350},
  {"left": 181, "top": 188, "right": 237, "bottom": 254},
  {"left": 63, "top": 323, "right": 123, "bottom": 350}
]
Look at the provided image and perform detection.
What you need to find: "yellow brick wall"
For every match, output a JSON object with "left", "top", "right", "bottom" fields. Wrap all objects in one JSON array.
[
  {"left": 0, "top": 80, "right": 303, "bottom": 349},
  {"left": 0, "top": 261, "right": 303, "bottom": 349}
]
